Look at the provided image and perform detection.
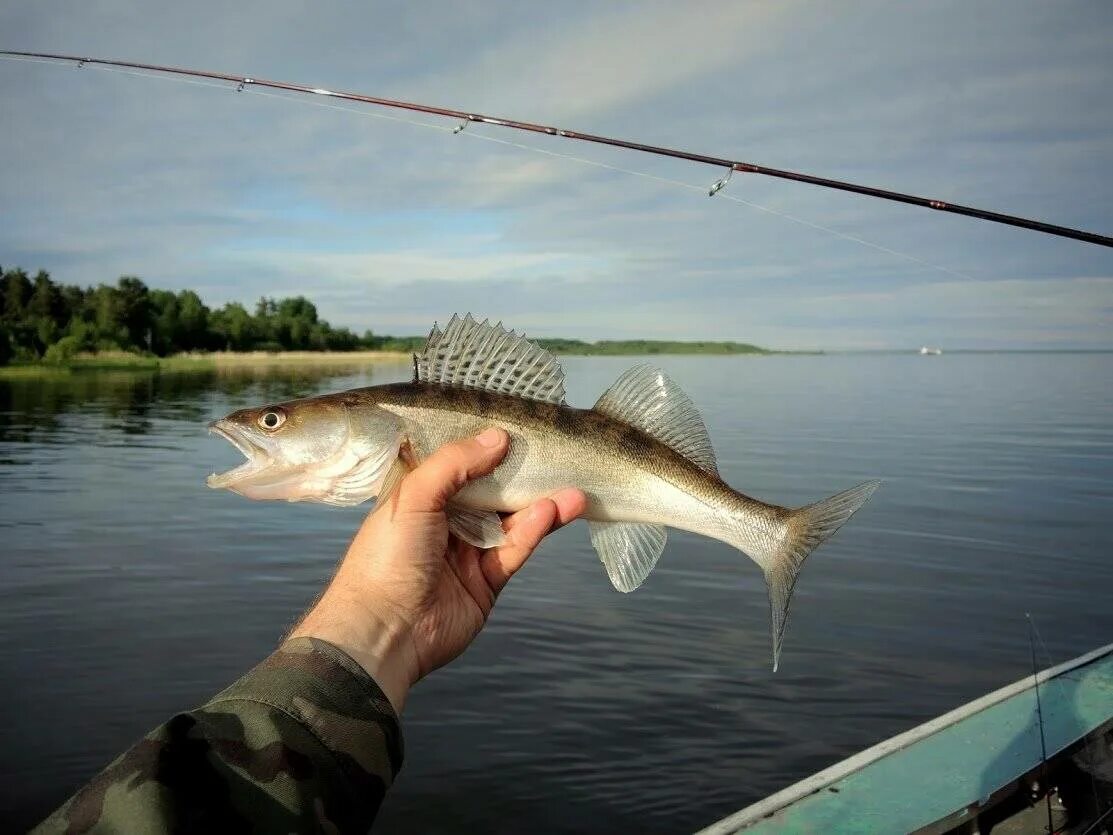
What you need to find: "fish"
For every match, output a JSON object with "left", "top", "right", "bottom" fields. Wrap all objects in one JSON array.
[{"left": 207, "top": 314, "right": 879, "bottom": 669}]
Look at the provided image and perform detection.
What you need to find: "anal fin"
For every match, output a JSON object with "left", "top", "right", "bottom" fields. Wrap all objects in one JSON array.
[{"left": 588, "top": 521, "right": 667, "bottom": 592}]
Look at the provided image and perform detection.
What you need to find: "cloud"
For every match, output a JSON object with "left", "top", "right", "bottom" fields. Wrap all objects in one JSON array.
[
  {"left": 0, "top": 0, "right": 1110, "bottom": 349},
  {"left": 401, "top": 1, "right": 799, "bottom": 120},
  {"left": 231, "top": 247, "right": 611, "bottom": 287}
]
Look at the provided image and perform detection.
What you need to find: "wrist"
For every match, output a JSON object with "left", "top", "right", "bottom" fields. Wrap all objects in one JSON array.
[{"left": 289, "top": 590, "right": 416, "bottom": 715}]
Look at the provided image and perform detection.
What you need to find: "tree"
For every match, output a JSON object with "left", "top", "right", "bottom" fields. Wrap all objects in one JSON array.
[
  {"left": 2, "top": 269, "right": 32, "bottom": 321},
  {"left": 278, "top": 296, "right": 317, "bottom": 324},
  {"left": 149, "top": 289, "right": 180, "bottom": 356},
  {"left": 115, "top": 276, "right": 152, "bottom": 349},
  {"left": 90, "top": 284, "right": 126, "bottom": 348},
  {"left": 27, "top": 270, "right": 63, "bottom": 325},
  {"left": 59, "top": 285, "right": 86, "bottom": 322},
  {"left": 211, "top": 302, "right": 253, "bottom": 351},
  {"left": 176, "top": 291, "right": 209, "bottom": 351},
  {"left": 0, "top": 323, "right": 12, "bottom": 365},
  {"left": 0, "top": 265, "right": 384, "bottom": 361}
]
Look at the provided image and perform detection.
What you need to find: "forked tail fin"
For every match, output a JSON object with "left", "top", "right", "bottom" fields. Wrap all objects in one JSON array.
[{"left": 765, "top": 480, "right": 881, "bottom": 672}]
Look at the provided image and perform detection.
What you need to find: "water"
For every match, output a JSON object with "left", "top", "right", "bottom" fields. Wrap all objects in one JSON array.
[{"left": 1, "top": 354, "right": 1111, "bottom": 832}]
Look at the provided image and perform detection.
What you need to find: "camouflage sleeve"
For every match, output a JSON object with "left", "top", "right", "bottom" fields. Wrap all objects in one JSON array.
[{"left": 32, "top": 636, "right": 404, "bottom": 834}]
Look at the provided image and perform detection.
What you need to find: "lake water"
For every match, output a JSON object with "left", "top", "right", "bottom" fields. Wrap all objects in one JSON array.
[{"left": 1, "top": 353, "right": 1111, "bottom": 832}]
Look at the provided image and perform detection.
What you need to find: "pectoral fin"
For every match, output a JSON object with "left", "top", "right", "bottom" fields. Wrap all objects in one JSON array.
[
  {"left": 375, "top": 454, "right": 410, "bottom": 506},
  {"left": 446, "top": 503, "right": 506, "bottom": 548},
  {"left": 371, "top": 436, "right": 506, "bottom": 548}
]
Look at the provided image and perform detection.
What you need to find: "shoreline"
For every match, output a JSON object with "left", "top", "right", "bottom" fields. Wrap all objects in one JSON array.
[
  {"left": 177, "top": 350, "right": 413, "bottom": 367},
  {"left": 3, "top": 348, "right": 1101, "bottom": 378},
  {"left": 0, "top": 346, "right": 790, "bottom": 377},
  {"left": 0, "top": 350, "right": 414, "bottom": 377}
]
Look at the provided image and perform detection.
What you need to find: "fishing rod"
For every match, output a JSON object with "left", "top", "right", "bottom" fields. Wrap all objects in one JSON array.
[{"left": 2, "top": 49, "right": 1111, "bottom": 249}]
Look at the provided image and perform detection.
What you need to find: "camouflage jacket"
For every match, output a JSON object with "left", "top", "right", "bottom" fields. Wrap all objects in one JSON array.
[{"left": 33, "top": 637, "right": 404, "bottom": 834}]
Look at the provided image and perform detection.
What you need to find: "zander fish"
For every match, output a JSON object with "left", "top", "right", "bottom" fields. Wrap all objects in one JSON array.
[{"left": 207, "top": 315, "right": 879, "bottom": 669}]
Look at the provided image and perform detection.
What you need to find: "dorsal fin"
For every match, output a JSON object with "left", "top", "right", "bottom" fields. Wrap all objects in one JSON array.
[
  {"left": 593, "top": 365, "right": 718, "bottom": 476},
  {"left": 413, "top": 314, "right": 566, "bottom": 404}
]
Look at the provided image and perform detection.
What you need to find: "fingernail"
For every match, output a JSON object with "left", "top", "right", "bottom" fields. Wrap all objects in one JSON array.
[{"left": 476, "top": 428, "right": 503, "bottom": 448}]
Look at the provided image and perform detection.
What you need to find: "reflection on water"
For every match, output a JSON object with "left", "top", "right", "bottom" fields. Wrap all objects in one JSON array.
[
  {"left": 0, "top": 364, "right": 400, "bottom": 459},
  {"left": 0, "top": 363, "right": 375, "bottom": 433},
  {"left": 1, "top": 354, "right": 1112, "bottom": 833}
]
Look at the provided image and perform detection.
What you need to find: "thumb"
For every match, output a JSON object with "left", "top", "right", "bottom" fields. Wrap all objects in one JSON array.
[{"left": 397, "top": 428, "right": 510, "bottom": 513}]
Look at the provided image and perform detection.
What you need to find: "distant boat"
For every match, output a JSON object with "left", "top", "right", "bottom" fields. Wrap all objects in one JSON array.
[
  {"left": 920, "top": 346, "right": 944, "bottom": 355},
  {"left": 697, "top": 641, "right": 1113, "bottom": 834}
]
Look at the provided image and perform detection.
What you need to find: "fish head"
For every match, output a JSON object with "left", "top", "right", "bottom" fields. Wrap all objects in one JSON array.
[{"left": 206, "top": 395, "right": 401, "bottom": 505}]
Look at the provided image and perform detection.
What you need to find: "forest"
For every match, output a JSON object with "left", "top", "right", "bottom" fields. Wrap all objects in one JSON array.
[
  {"left": 0, "top": 266, "right": 768, "bottom": 365},
  {"left": 0, "top": 266, "right": 416, "bottom": 365}
]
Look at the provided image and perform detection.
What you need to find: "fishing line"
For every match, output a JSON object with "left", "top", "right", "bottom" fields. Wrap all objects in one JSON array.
[
  {"left": 1028, "top": 615, "right": 1104, "bottom": 825},
  {"left": 87, "top": 63, "right": 236, "bottom": 94},
  {"left": 6, "top": 55, "right": 976, "bottom": 282},
  {"left": 1027, "top": 614, "right": 1056, "bottom": 835},
  {"left": 449, "top": 129, "right": 981, "bottom": 282},
  {"left": 268, "top": 82, "right": 979, "bottom": 281},
  {"left": 3, "top": 50, "right": 1109, "bottom": 249}
]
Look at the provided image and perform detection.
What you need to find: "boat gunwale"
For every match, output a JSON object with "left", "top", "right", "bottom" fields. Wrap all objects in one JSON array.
[{"left": 696, "top": 640, "right": 1113, "bottom": 834}]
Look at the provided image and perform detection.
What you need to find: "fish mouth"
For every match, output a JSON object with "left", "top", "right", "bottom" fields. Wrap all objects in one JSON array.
[{"left": 206, "top": 419, "right": 274, "bottom": 488}]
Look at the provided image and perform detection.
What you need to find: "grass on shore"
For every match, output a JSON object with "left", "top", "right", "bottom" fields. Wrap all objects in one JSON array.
[
  {"left": 1, "top": 341, "right": 790, "bottom": 378},
  {"left": 165, "top": 350, "right": 411, "bottom": 368},
  {"left": 0, "top": 350, "right": 412, "bottom": 377}
]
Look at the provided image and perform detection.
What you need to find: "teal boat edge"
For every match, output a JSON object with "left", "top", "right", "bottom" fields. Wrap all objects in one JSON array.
[{"left": 696, "top": 641, "right": 1113, "bottom": 834}]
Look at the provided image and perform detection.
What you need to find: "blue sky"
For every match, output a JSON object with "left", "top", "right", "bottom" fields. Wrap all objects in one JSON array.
[{"left": 1, "top": 1, "right": 1110, "bottom": 349}]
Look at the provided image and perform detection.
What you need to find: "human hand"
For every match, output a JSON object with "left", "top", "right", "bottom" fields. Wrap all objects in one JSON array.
[{"left": 289, "top": 428, "right": 586, "bottom": 713}]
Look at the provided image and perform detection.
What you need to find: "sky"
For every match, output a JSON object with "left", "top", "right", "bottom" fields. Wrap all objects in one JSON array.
[{"left": 1, "top": 0, "right": 1111, "bottom": 350}]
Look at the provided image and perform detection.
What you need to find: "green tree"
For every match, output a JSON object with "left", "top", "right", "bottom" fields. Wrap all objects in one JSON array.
[
  {"left": 149, "top": 289, "right": 180, "bottom": 356},
  {"left": 60, "top": 285, "right": 86, "bottom": 322},
  {"left": 0, "top": 265, "right": 441, "bottom": 362},
  {"left": 115, "top": 276, "right": 152, "bottom": 349},
  {"left": 2, "top": 269, "right": 32, "bottom": 321},
  {"left": 90, "top": 284, "right": 127, "bottom": 348},
  {"left": 0, "top": 323, "right": 12, "bottom": 365},
  {"left": 27, "top": 270, "right": 63, "bottom": 324},
  {"left": 211, "top": 302, "right": 254, "bottom": 351},
  {"left": 177, "top": 290, "right": 209, "bottom": 351}
]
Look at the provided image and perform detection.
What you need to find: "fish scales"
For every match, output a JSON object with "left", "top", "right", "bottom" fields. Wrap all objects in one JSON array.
[{"left": 361, "top": 382, "right": 753, "bottom": 530}]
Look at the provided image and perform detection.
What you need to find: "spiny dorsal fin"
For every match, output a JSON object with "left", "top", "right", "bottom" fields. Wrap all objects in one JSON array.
[
  {"left": 593, "top": 364, "right": 718, "bottom": 476},
  {"left": 413, "top": 314, "right": 566, "bottom": 404}
]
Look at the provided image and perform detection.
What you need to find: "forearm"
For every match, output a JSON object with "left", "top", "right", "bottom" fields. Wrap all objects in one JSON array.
[
  {"left": 289, "top": 585, "right": 419, "bottom": 715},
  {"left": 33, "top": 637, "right": 403, "bottom": 834}
]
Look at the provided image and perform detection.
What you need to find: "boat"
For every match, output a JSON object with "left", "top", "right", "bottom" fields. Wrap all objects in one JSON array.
[
  {"left": 697, "top": 642, "right": 1113, "bottom": 834},
  {"left": 920, "top": 346, "right": 944, "bottom": 355}
]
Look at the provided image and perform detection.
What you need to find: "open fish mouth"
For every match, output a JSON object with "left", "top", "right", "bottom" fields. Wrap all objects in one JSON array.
[{"left": 206, "top": 420, "right": 273, "bottom": 488}]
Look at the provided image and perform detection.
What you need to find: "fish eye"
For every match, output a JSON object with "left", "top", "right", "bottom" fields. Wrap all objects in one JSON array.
[{"left": 258, "top": 409, "right": 287, "bottom": 431}]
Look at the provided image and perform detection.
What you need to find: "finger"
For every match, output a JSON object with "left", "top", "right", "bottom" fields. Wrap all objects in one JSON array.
[
  {"left": 397, "top": 428, "right": 510, "bottom": 513},
  {"left": 480, "top": 498, "right": 558, "bottom": 594},
  {"left": 547, "top": 487, "right": 588, "bottom": 530},
  {"left": 445, "top": 539, "right": 496, "bottom": 612},
  {"left": 500, "top": 488, "right": 586, "bottom": 539},
  {"left": 480, "top": 489, "right": 587, "bottom": 594}
]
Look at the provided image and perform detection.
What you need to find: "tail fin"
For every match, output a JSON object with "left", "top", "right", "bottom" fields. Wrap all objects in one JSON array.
[{"left": 765, "top": 480, "right": 881, "bottom": 672}]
